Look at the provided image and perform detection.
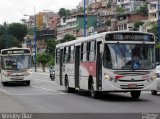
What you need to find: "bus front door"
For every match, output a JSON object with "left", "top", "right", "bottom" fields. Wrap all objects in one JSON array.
[
  {"left": 96, "top": 41, "right": 102, "bottom": 90},
  {"left": 75, "top": 46, "right": 80, "bottom": 89},
  {"left": 60, "top": 49, "right": 63, "bottom": 85}
]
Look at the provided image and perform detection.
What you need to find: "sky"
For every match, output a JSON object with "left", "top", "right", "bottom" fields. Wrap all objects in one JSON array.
[{"left": 0, "top": 0, "right": 81, "bottom": 24}]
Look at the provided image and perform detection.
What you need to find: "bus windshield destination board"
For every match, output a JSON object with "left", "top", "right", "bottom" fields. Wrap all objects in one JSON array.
[
  {"left": 105, "top": 33, "right": 154, "bottom": 41},
  {"left": 1, "top": 49, "right": 30, "bottom": 55}
]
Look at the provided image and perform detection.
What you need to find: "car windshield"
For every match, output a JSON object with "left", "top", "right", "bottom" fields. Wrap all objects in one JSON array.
[
  {"left": 103, "top": 44, "right": 155, "bottom": 70},
  {"left": 1, "top": 55, "right": 31, "bottom": 70}
]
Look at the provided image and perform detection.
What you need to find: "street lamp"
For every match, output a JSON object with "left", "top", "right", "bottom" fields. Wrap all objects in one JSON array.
[{"left": 24, "top": 11, "right": 37, "bottom": 72}]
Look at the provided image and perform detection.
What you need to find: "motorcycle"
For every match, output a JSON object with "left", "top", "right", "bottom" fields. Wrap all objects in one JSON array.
[{"left": 50, "top": 71, "right": 55, "bottom": 81}]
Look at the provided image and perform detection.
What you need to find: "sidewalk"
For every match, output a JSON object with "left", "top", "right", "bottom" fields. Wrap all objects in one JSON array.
[{"left": 31, "top": 67, "right": 49, "bottom": 73}]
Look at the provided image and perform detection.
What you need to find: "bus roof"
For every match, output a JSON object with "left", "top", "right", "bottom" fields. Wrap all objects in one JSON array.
[
  {"left": 1, "top": 47, "right": 30, "bottom": 52},
  {"left": 56, "top": 31, "right": 154, "bottom": 48}
]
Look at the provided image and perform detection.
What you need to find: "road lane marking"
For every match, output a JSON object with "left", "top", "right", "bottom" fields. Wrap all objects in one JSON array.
[
  {"left": 9, "top": 92, "right": 66, "bottom": 96},
  {"left": 31, "top": 85, "right": 66, "bottom": 94},
  {"left": 32, "top": 72, "right": 49, "bottom": 75},
  {"left": 0, "top": 88, "right": 10, "bottom": 95}
]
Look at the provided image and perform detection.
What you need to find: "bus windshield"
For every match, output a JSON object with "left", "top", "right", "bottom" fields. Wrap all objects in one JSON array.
[
  {"left": 1, "top": 55, "right": 31, "bottom": 70},
  {"left": 103, "top": 44, "right": 155, "bottom": 70}
]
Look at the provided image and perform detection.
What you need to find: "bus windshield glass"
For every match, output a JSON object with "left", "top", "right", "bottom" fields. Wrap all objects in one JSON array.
[
  {"left": 1, "top": 55, "right": 31, "bottom": 70},
  {"left": 103, "top": 44, "right": 155, "bottom": 70}
]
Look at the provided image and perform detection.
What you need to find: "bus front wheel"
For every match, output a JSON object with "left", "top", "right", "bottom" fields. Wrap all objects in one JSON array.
[
  {"left": 65, "top": 76, "right": 73, "bottom": 93},
  {"left": 25, "top": 81, "right": 30, "bottom": 86},
  {"left": 91, "top": 84, "right": 99, "bottom": 99},
  {"left": 2, "top": 82, "right": 8, "bottom": 86},
  {"left": 130, "top": 91, "right": 141, "bottom": 99},
  {"left": 151, "top": 90, "right": 157, "bottom": 95}
]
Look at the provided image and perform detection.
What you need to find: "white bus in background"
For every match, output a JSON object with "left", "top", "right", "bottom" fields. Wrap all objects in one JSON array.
[
  {"left": 1, "top": 47, "right": 32, "bottom": 86},
  {"left": 55, "top": 31, "right": 157, "bottom": 99}
]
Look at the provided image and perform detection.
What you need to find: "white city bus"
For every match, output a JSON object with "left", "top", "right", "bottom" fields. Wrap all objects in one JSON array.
[
  {"left": 55, "top": 31, "right": 157, "bottom": 99},
  {"left": 1, "top": 47, "right": 32, "bottom": 86}
]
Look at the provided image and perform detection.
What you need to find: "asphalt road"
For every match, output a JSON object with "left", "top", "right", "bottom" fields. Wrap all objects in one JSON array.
[{"left": 0, "top": 71, "right": 160, "bottom": 115}]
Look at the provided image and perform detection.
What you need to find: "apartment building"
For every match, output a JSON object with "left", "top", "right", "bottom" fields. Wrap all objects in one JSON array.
[{"left": 57, "top": 13, "right": 97, "bottom": 41}]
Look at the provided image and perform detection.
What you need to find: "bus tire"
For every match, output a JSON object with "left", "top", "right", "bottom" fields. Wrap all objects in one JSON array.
[
  {"left": 25, "top": 81, "right": 30, "bottom": 86},
  {"left": 2, "top": 82, "right": 7, "bottom": 86},
  {"left": 65, "top": 76, "right": 73, "bottom": 93},
  {"left": 130, "top": 91, "right": 141, "bottom": 99},
  {"left": 151, "top": 90, "right": 157, "bottom": 95},
  {"left": 91, "top": 84, "right": 99, "bottom": 99}
]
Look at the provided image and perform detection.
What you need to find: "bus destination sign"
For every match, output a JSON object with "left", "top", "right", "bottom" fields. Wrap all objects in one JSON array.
[
  {"left": 2, "top": 49, "right": 30, "bottom": 55},
  {"left": 105, "top": 33, "right": 154, "bottom": 41}
]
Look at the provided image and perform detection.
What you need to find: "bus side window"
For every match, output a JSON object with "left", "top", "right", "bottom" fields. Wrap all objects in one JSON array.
[
  {"left": 89, "top": 41, "right": 96, "bottom": 62},
  {"left": 69, "top": 46, "right": 74, "bottom": 63},
  {"left": 64, "top": 47, "right": 68, "bottom": 63},
  {"left": 81, "top": 43, "right": 87, "bottom": 62},
  {"left": 56, "top": 48, "right": 60, "bottom": 64},
  {"left": 103, "top": 44, "right": 112, "bottom": 69}
]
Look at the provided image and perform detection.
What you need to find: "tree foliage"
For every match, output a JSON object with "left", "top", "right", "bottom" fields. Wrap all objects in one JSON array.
[
  {"left": 0, "top": 23, "right": 28, "bottom": 49},
  {"left": 8, "top": 23, "right": 28, "bottom": 41},
  {"left": 63, "top": 34, "right": 76, "bottom": 42},
  {"left": 133, "top": 22, "right": 144, "bottom": 30},
  {"left": 58, "top": 8, "right": 71, "bottom": 17},
  {"left": 37, "top": 53, "right": 50, "bottom": 72},
  {"left": 116, "top": 6, "right": 124, "bottom": 14},
  {"left": 148, "top": 23, "right": 158, "bottom": 37},
  {"left": 0, "top": 35, "right": 19, "bottom": 50},
  {"left": 106, "top": 0, "right": 112, "bottom": 9},
  {"left": 46, "top": 38, "right": 58, "bottom": 58},
  {"left": 135, "top": 3, "right": 148, "bottom": 16},
  {"left": 78, "top": 7, "right": 84, "bottom": 13},
  {"left": 0, "top": 25, "right": 5, "bottom": 36}
]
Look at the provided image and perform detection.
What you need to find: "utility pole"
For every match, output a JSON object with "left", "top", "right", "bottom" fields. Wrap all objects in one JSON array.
[
  {"left": 34, "top": 7, "right": 37, "bottom": 72},
  {"left": 4, "top": 22, "right": 9, "bottom": 48},
  {"left": 158, "top": 0, "right": 160, "bottom": 42},
  {"left": 84, "top": 0, "right": 87, "bottom": 37}
]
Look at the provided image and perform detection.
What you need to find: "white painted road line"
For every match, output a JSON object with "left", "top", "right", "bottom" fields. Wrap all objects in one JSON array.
[
  {"left": 32, "top": 72, "right": 49, "bottom": 75},
  {"left": 31, "top": 85, "right": 66, "bottom": 94},
  {"left": 0, "top": 88, "right": 10, "bottom": 95},
  {"left": 8, "top": 93, "right": 66, "bottom": 96}
]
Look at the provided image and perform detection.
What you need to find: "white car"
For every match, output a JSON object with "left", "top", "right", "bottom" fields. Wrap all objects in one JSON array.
[{"left": 151, "top": 64, "right": 160, "bottom": 95}]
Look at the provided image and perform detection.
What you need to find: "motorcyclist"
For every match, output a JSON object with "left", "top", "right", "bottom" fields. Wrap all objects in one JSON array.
[{"left": 49, "top": 65, "right": 55, "bottom": 80}]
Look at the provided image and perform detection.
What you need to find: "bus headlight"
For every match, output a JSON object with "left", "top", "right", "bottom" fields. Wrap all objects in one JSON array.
[
  {"left": 26, "top": 71, "right": 32, "bottom": 76},
  {"left": 152, "top": 74, "right": 157, "bottom": 80},
  {"left": 104, "top": 74, "right": 110, "bottom": 80}
]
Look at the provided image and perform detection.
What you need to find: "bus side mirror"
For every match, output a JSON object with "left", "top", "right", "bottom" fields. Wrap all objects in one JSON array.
[{"left": 100, "top": 44, "right": 104, "bottom": 53}]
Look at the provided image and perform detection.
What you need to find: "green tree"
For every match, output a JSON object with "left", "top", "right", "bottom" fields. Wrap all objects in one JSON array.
[
  {"left": 106, "top": 0, "right": 112, "bottom": 9},
  {"left": 27, "top": 27, "right": 34, "bottom": 35},
  {"left": 63, "top": 34, "right": 76, "bottom": 43},
  {"left": 58, "top": 8, "right": 66, "bottom": 17},
  {"left": 65, "top": 9, "right": 71, "bottom": 16},
  {"left": 0, "top": 25, "right": 5, "bottom": 36},
  {"left": 37, "top": 53, "right": 50, "bottom": 72},
  {"left": 148, "top": 23, "right": 158, "bottom": 37},
  {"left": 135, "top": 3, "right": 148, "bottom": 16},
  {"left": 133, "top": 22, "right": 144, "bottom": 30},
  {"left": 46, "top": 38, "right": 58, "bottom": 58},
  {"left": 116, "top": 6, "right": 124, "bottom": 14},
  {"left": 0, "top": 35, "right": 19, "bottom": 50},
  {"left": 78, "top": 7, "right": 84, "bottom": 13},
  {"left": 8, "top": 23, "right": 28, "bottom": 42}
]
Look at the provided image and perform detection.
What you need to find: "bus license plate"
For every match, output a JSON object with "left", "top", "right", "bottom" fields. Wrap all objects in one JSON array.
[
  {"left": 15, "top": 77, "right": 23, "bottom": 80},
  {"left": 128, "top": 84, "right": 137, "bottom": 88}
]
